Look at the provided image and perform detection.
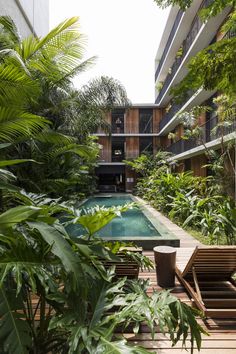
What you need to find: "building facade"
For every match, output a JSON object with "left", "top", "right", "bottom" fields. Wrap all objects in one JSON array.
[
  {"left": 0, "top": 0, "right": 49, "bottom": 38},
  {"left": 95, "top": 105, "right": 162, "bottom": 192},
  {"left": 154, "top": 0, "right": 234, "bottom": 178},
  {"left": 95, "top": 1, "right": 235, "bottom": 193}
]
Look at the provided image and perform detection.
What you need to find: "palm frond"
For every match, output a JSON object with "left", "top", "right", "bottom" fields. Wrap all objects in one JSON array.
[
  {"left": 0, "top": 107, "right": 50, "bottom": 142},
  {"left": 35, "top": 130, "right": 75, "bottom": 145},
  {"left": 0, "top": 49, "right": 30, "bottom": 75},
  {"left": 45, "top": 143, "right": 95, "bottom": 160},
  {"left": 0, "top": 63, "right": 39, "bottom": 105},
  {"left": 54, "top": 56, "right": 96, "bottom": 87},
  {"left": 19, "top": 17, "right": 82, "bottom": 62},
  {"left": 0, "top": 16, "right": 21, "bottom": 48}
]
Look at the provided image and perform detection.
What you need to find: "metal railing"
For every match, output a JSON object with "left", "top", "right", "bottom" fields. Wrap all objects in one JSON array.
[
  {"left": 159, "top": 90, "right": 194, "bottom": 132},
  {"left": 155, "top": 0, "right": 213, "bottom": 105},
  {"left": 166, "top": 117, "right": 236, "bottom": 155},
  {"left": 155, "top": 9, "right": 184, "bottom": 81}
]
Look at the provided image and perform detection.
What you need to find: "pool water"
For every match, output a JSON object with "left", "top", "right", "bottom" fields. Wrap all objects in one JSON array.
[{"left": 67, "top": 195, "right": 161, "bottom": 238}]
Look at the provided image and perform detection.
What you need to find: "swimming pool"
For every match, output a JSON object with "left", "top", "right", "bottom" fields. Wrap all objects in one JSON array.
[{"left": 67, "top": 194, "right": 179, "bottom": 249}]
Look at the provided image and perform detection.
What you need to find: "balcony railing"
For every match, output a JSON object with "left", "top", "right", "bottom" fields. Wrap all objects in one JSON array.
[
  {"left": 166, "top": 117, "right": 236, "bottom": 155},
  {"left": 155, "top": 0, "right": 213, "bottom": 105},
  {"left": 159, "top": 90, "right": 194, "bottom": 132},
  {"left": 155, "top": 9, "right": 184, "bottom": 82}
]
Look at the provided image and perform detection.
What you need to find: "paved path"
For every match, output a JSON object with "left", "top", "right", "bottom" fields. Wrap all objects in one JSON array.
[{"left": 134, "top": 195, "right": 201, "bottom": 248}]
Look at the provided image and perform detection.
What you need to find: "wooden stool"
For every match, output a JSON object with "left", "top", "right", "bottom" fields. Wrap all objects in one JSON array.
[{"left": 153, "top": 246, "right": 176, "bottom": 288}]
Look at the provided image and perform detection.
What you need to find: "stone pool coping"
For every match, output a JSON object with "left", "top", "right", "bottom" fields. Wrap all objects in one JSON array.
[{"left": 132, "top": 195, "right": 201, "bottom": 248}]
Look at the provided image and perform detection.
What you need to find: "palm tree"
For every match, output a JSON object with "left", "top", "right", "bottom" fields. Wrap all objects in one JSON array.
[{"left": 0, "top": 16, "right": 130, "bottom": 197}]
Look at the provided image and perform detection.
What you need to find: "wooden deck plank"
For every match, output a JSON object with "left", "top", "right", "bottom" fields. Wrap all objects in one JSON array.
[{"left": 126, "top": 248, "right": 236, "bottom": 353}]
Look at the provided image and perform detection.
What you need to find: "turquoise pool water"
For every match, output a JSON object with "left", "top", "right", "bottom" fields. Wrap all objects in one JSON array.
[{"left": 67, "top": 195, "right": 161, "bottom": 238}]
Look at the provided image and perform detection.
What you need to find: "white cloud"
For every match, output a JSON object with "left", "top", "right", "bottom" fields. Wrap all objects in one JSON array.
[{"left": 49, "top": 0, "right": 169, "bottom": 103}]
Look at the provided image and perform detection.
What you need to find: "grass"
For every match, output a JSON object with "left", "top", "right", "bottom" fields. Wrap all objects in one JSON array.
[
  {"left": 184, "top": 227, "right": 213, "bottom": 245},
  {"left": 183, "top": 226, "right": 229, "bottom": 245}
]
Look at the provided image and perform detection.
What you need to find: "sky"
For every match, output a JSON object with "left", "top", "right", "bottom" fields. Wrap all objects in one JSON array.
[{"left": 49, "top": 0, "right": 169, "bottom": 104}]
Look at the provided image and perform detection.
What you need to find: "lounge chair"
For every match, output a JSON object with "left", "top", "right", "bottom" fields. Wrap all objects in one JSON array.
[{"left": 175, "top": 246, "right": 236, "bottom": 318}]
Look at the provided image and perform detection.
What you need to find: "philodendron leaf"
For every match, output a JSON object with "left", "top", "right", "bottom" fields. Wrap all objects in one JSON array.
[
  {"left": 27, "top": 222, "right": 86, "bottom": 290},
  {"left": 0, "top": 205, "right": 40, "bottom": 231},
  {"left": 96, "top": 337, "right": 153, "bottom": 354},
  {"left": 77, "top": 205, "right": 131, "bottom": 236},
  {"left": 0, "top": 287, "right": 32, "bottom": 354}
]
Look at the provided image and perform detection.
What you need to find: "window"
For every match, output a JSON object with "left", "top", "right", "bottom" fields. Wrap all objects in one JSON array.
[
  {"left": 112, "top": 109, "right": 125, "bottom": 133},
  {"left": 139, "top": 137, "right": 153, "bottom": 154},
  {"left": 139, "top": 109, "right": 153, "bottom": 133},
  {"left": 112, "top": 137, "right": 125, "bottom": 162}
]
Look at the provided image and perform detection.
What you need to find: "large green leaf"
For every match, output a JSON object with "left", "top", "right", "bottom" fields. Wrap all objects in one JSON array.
[
  {"left": 77, "top": 205, "right": 130, "bottom": 236},
  {"left": 27, "top": 222, "right": 86, "bottom": 289},
  {"left": 0, "top": 287, "right": 31, "bottom": 354},
  {"left": 0, "top": 159, "right": 38, "bottom": 167},
  {"left": 0, "top": 205, "right": 40, "bottom": 230},
  {"left": 96, "top": 337, "right": 152, "bottom": 354}
]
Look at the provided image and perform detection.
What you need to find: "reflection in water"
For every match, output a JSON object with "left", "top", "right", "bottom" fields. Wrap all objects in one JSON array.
[{"left": 67, "top": 196, "right": 161, "bottom": 238}]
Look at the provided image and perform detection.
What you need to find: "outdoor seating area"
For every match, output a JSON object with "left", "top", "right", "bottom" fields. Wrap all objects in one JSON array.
[
  {"left": 176, "top": 247, "right": 236, "bottom": 318},
  {"left": 125, "top": 242, "right": 236, "bottom": 353},
  {"left": 1, "top": 0, "right": 236, "bottom": 352}
]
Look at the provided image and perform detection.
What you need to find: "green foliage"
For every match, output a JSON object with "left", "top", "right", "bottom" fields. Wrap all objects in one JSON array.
[
  {"left": 0, "top": 288, "right": 31, "bottom": 354},
  {"left": 155, "top": 1, "right": 236, "bottom": 99},
  {"left": 0, "top": 16, "right": 130, "bottom": 199},
  {"left": 154, "top": 0, "right": 236, "bottom": 19},
  {"left": 0, "top": 201, "right": 205, "bottom": 353},
  {"left": 172, "top": 37, "right": 236, "bottom": 100},
  {"left": 0, "top": 15, "right": 206, "bottom": 354},
  {"left": 154, "top": 0, "right": 192, "bottom": 9},
  {"left": 132, "top": 159, "right": 236, "bottom": 244},
  {"left": 75, "top": 204, "right": 132, "bottom": 238},
  {"left": 178, "top": 95, "right": 236, "bottom": 199},
  {"left": 125, "top": 150, "right": 175, "bottom": 177}
]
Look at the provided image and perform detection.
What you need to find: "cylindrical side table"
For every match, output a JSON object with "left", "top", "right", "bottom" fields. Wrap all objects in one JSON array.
[{"left": 153, "top": 246, "right": 176, "bottom": 288}]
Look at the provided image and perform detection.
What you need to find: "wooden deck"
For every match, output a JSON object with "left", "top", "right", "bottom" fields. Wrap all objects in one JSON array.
[{"left": 125, "top": 230, "right": 236, "bottom": 353}]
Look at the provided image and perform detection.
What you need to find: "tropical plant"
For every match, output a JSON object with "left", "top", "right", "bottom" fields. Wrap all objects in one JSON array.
[
  {"left": 154, "top": 0, "right": 236, "bottom": 99},
  {"left": 178, "top": 95, "right": 236, "bottom": 198},
  {"left": 0, "top": 16, "right": 130, "bottom": 198},
  {"left": 131, "top": 159, "right": 236, "bottom": 245},
  {"left": 125, "top": 150, "right": 175, "bottom": 177},
  {"left": 0, "top": 201, "right": 206, "bottom": 353}
]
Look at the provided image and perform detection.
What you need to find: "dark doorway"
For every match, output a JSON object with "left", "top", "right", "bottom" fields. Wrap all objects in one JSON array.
[
  {"left": 96, "top": 165, "right": 126, "bottom": 192},
  {"left": 98, "top": 173, "right": 125, "bottom": 192}
]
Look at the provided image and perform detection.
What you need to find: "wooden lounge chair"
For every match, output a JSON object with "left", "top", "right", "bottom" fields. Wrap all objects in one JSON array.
[
  {"left": 104, "top": 247, "right": 142, "bottom": 279},
  {"left": 175, "top": 246, "right": 236, "bottom": 318}
]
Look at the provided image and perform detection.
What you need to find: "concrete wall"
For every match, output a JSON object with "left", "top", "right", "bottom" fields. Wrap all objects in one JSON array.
[{"left": 0, "top": 0, "right": 49, "bottom": 38}]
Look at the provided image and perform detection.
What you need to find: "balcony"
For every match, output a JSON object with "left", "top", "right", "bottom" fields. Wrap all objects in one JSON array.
[
  {"left": 166, "top": 117, "right": 236, "bottom": 156},
  {"left": 155, "top": 9, "right": 184, "bottom": 82},
  {"left": 155, "top": 0, "right": 213, "bottom": 105},
  {"left": 159, "top": 90, "right": 194, "bottom": 132}
]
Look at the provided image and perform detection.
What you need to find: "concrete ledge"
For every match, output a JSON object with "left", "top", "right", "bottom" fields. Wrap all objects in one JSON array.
[{"left": 100, "top": 237, "right": 179, "bottom": 250}]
